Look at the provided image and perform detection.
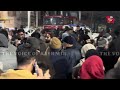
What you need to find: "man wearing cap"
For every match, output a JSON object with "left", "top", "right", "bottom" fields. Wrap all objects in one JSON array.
[
  {"left": 49, "top": 37, "right": 69, "bottom": 79},
  {"left": 62, "top": 36, "right": 81, "bottom": 79},
  {"left": 62, "top": 26, "right": 73, "bottom": 41}
]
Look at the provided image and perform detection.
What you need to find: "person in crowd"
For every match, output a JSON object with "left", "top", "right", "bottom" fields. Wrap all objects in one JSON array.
[
  {"left": 71, "top": 26, "right": 79, "bottom": 42},
  {"left": 62, "top": 36, "right": 81, "bottom": 79},
  {"left": 31, "top": 31, "right": 47, "bottom": 54},
  {"left": 0, "top": 43, "right": 50, "bottom": 79},
  {"left": 11, "top": 29, "right": 26, "bottom": 47},
  {"left": 0, "top": 29, "right": 8, "bottom": 39},
  {"left": 82, "top": 33, "right": 91, "bottom": 45},
  {"left": 24, "top": 37, "right": 52, "bottom": 78},
  {"left": 44, "top": 32, "right": 55, "bottom": 53},
  {"left": 31, "top": 31, "right": 41, "bottom": 39},
  {"left": 103, "top": 33, "right": 112, "bottom": 44},
  {"left": 96, "top": 36, "right": 118, "bottom": 73},
  {"left": 12, "top": 27, "right": 18, "bottom": 36},
  {"left": 44, "top": 32, "right": 55, "bottom": 44},
  {"left": 97, "top": 37, "right": 109, "bottom": 52},
  {"left": 105, "top": 57, "right": 120, "bottom": 79},
  {"left": 85, "top": 49, "right": 100, "bottom": 60},
  {"left": 77, "top": 25, "right": 85, "bottom": 45},
  {"left": 79, "top": 55, "right": 105, "bottom": 79},
  {"left": 72, "top": 43, "right": 96, "bottom": 79},
  {"left": 0, "top": 33, "right": 17, "bottom": 72},
  {"left": 81, "top": 43, "right": 96, "bottom": 58},
  {"left": 70, "top": 27, "right": 82, "bottom": 51},
  {"left": 8, "top": 30, "right": 13, "bottom": 42},
  {"left": 72, "top": 49, "right": 99, "bottom": 79},
  {"left": 40, "top": 29, "right": 48, "bottom": 41},
  {"left": 49, "top": 37, "right": 69, "bottom": 79},
  {"left": 62, "top": 26, "right": 73, "bottom": 41}
]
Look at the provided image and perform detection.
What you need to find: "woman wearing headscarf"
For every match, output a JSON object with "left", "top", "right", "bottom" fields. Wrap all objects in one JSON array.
[
  {"left": 79, "top": 55, "right": 105, "bottom": 79},
  {"left": 72, "top": 49, "right": 99, "bottom": 79},
  {"left": 72, "top": 44, "right": 96, "bottom": 79}
]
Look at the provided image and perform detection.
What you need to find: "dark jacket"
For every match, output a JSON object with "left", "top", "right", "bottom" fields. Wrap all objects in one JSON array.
[
  {"left": 78, "top": 29, "right": 85, "bottom": 42},
  {"left": 105, "top": 58, "right": 120, "bottom": 79},
  {"left": 71, "top": 31, "right": 79, "bottom": 41},
  {"left": 97, "top": 47, "right": 118, "bottom": 73},
  {"left": 63, "top": 47, "right": 81, "bottom": 75},
  {"left": 50, "top": 49, "right": 69, "bottom": 79}
]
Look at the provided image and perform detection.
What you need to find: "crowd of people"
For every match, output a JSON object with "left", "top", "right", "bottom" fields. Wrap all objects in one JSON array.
[{"left": 0, "top": 24, "right": 120, "bottom": 79}]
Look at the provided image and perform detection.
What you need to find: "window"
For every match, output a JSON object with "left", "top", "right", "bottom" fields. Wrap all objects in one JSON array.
[{"left": 43, "top": 17, "right": 64, "bottom": 25}]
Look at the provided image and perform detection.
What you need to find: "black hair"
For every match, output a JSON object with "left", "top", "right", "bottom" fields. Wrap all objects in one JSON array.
[
  {"left": 64, "top": 26, "right": 73, "bottom": 32},
  {"left": 17, "top": 29, "right": 25, "bottom": 34},
  {"left": 47, "top": 32, "right": 55, "bottom": 38},
  {"left": 0, "top": 29, "right": 8, "bottom": 39},
  {"left": 76, "top": 25, "right": 80, "bottom": 27},
  {"left": 31, "top": 32, "right": 41, "bottom": 39},
  {"left": 85, "top": 49, "right": 99, "bottom": 59},
  {"left": 16, "top": 44, "right": 37, "bottom": 66}
]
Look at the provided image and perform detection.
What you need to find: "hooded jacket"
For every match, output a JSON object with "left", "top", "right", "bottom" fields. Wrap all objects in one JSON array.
[
  {"left": 63, "top": 47, "right": 81, "bottom": 75},
  {"left": 79, "top": 55, "right": 104, "bottom": 79}
]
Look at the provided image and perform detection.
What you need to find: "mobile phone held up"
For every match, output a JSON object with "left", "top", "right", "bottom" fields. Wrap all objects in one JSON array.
[{"left": 32, "top": 62, "right": 39, "bottom": 76}]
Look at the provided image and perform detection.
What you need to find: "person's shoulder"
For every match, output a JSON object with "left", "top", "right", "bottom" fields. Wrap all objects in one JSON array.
[{"left": 105, "top": 69, "right": 116, "bottom": 79}]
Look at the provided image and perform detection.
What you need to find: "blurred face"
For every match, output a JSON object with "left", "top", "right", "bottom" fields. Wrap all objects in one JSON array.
[
  {"left": 45, "top": 34, "right": 51, "bottom": 43},
  {"left": 68, "top": 30, "right": 73, "bottom": 34},
  {"left": 18, "top": 32, "right": 25, "bottom": 40},
  {"left": 76, "top": 27, "right": 80, "bottom": 30}
]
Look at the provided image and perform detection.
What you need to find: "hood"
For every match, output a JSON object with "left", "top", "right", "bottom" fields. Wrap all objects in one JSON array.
[
  {"left": 79, "top": 55, "right": 104, "bottom": 79},
  {"left": 0, "top": 69, "right": 37, "bottom": 79}
]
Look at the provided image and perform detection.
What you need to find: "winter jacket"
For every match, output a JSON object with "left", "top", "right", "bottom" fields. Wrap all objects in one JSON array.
[
  {"left": 63, "top": 47, "right": 81, "bottom": 75},
  {"left": 97, "top": 47, "right": 119, "bottom": 73},
  {"left": 50, "top": 49, "right": 69, "bottom": 79}
]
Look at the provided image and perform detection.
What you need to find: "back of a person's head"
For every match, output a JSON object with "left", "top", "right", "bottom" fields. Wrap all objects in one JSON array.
[
  {"left": 41, "top": 29, "right": 46, "bottom": 34},
  {"left": 81, "top": 44, "right": 96, "bottom": 58},
  {"left": 49, "top": 37, "right": 62, "bottom": 50},
  {"left": 16, "top": 43, "right": 36, "bottom": 66},
  {"left": 80, "top": 55, "right": 104, "bottom": 79},
  {"left": 26, "top": 37, "right": 40, "bottom": 50},
  {"left": 17, "top": 29, "right": 25, "bottom": 34},
  {"left": 47, "top": 32, "right": 55, "bottom": 38},
  {"left": 31, "top": 32, "right": 41, "bottom": 39},
  {"left": 85, "top": 49, "right": 99, "bottom": 59},
  {"left": 97, "top": 37, "right": 108, "bottom": 48},
  {"left": 0, "top": 29, "right": 8, "bottom": 39},
  {"left": 103, "top": 33, "right": 112, "bottom": 43},
  {"left": 64, "top": 26, "right": 72, "bottom": 32}
]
